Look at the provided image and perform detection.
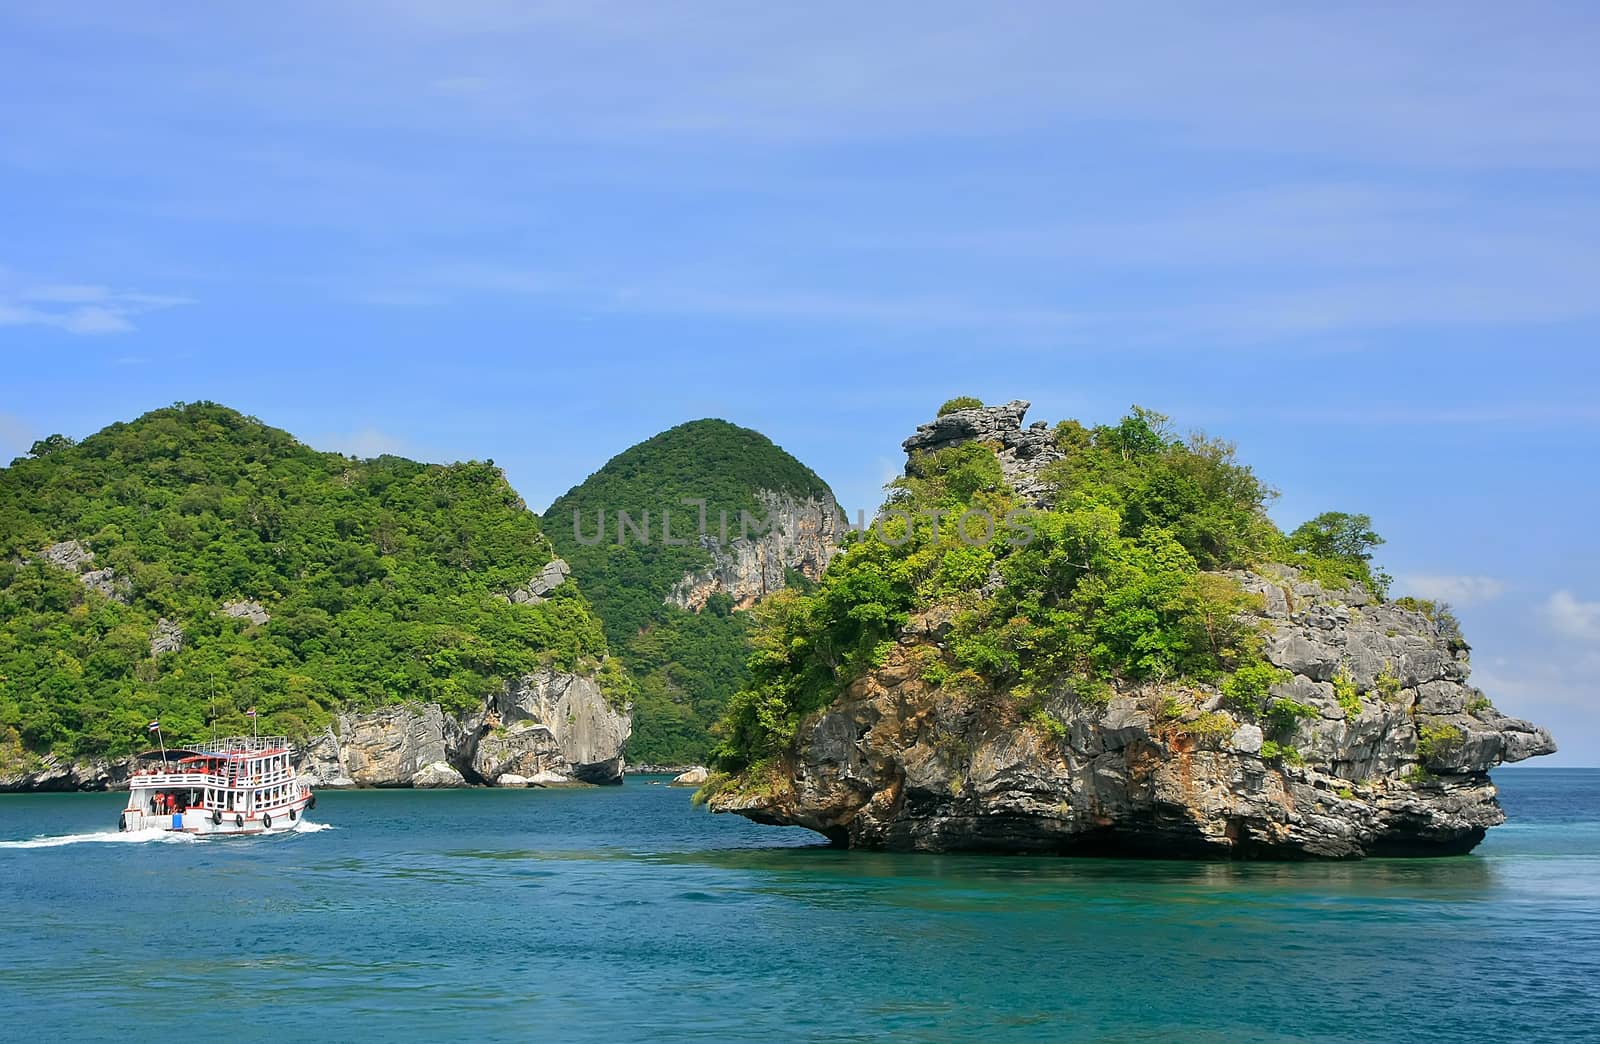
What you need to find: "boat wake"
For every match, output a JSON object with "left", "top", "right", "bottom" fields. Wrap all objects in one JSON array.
[
  {"left": 1, "top": 819, "right": 333, "bottom": 849},
  {"left": 0, "top": 827, "right": 196, "bottom": 849}
]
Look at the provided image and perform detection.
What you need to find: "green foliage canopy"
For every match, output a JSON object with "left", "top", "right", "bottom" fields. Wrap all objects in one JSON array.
[
  {"left": 937, "top": 396, "right": 984, "bottom": 416},
  {"left": 713, "top": 405, "right": 1391, "bottom": 772},
  {"left": 0, "top": 402, "right": 622, "bottom": 763},
  {"left": 544, "top": 418, "right": 834, "bottom": 765}
]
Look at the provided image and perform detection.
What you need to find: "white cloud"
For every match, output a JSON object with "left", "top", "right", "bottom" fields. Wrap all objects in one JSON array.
[
  {"left": 374, "top": 262, "right": 1088, "bottom": 332},
  {"left": 0, "top": 277, "right": 190, "bottom": 335},
  {"left": 1398, "top": 575, "right": 1508, "bottom": 607},
  {"left": 208, "top": 3, "right": 1600, "bottom": 165},
  {"left": 1546, "top": 590, "right": 1600, "bottom": 643},
  {"left": 316, "top": 428, "right": 414, "bottom": 459}
]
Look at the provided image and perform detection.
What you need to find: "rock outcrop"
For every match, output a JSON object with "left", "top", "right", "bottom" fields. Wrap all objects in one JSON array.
[
  {"left": 412, "top": 761, "right": 467, "bottom": 788},
  {"left": 39, "top": 539, "right": 95, "bottom": 572},
  {"left": 149, "top": 617, "right": 184, "bottom": 657},
  {"left": 221, "top": 599, "right": 271, "bottom": 625},
  {"left": 667, "top": 490, "right": 843, "bottom": 611},
  {"left": 296, "top": 668, "right": 632, "bottom": 788},
  {"left": 499, "top": 558, "right": 571, "bottom": 605},
  {"left": 709, "top": 404, "right": 1557, "bottom": 859},
  {"left": 903, "top": 400, "right": 1063, "bottom": 507},
  {"left": 671, "top": 765, "right": 710, "bottom": 786},
  {"left": 461, "top": 668, "right": 632, "bottom": 785},
  {"left": 33, "top": 539, "right": 130, "bottom": 603},
  {"left": 323, "top": 703, "right": 464, "bottom": 788}
]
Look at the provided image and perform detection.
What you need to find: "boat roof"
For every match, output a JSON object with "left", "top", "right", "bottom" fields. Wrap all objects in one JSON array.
[{"left": 136, "top": 744, "right": 291, "bottom": 761}]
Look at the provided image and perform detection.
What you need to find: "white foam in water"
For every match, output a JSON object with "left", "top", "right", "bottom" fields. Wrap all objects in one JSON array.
[
  {"left": 0, "top": 827, "right": 196, "bottom": 849},
  {"left": 1, "top": 819, "right": 333, "bottom": 848}
]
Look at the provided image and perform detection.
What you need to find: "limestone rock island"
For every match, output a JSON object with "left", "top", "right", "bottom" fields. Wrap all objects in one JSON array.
[{"left": 706, "top": 399, "right": 1555, "bottom": 857}]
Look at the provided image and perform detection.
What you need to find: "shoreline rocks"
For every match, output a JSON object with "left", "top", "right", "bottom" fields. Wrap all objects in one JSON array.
[
  {"left": 710, "top": 574, "right": 1555, "bottom": 858},
  {"left": 4, "top": 667, "right": 632, "bottom": 793}
]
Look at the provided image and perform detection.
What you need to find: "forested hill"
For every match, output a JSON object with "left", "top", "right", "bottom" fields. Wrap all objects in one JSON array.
[
  {"left": 0, "top": 403, "right": 621, "bottom": 766},
  {"left": 544, "top": 419, "right": 835, "bottom": 765}
]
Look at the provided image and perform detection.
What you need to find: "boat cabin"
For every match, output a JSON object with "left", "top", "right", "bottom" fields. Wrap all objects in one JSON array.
[{"left": 122, "top": 735, "right": 312, "bottom": 834}]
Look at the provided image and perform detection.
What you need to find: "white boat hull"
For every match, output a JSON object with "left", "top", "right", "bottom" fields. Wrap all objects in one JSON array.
[{"left": 120, "top": 793, "right": 315, "bottom": 836}]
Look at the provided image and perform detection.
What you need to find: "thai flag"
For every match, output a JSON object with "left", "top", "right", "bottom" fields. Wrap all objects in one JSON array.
[
  {"left": 147, "top": 720, "right": 160, "bottom": 731},
  {"left": 246, "top": 708, "right": 257, "bottom": 718}
]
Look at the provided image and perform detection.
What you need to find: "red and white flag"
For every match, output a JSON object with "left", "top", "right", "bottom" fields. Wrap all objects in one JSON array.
[
  {"left": 147, "top": 720, "right": 160, "bottom": 732},
  {"left": 246, "top": 708, "right": 257, "bottom": 718}
]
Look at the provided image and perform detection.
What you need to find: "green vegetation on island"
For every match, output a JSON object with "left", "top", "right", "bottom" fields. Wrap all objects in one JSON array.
[
  {"left": 712, "top": 405, "right": 1388, "bottom": 773},
  {"left": 0, "top": 403, "right": 621, "bottom": 766},
  {"left": 544, "top": 419, "right": 834, "bottom": 766}
]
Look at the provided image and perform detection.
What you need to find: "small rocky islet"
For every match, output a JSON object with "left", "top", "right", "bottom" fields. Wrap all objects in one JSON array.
[{"left": 704, "top": 401, "right": 1555, "bottom": 858}]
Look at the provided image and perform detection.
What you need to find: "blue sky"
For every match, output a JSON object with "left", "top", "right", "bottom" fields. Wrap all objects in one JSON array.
[{"left": 2, "top": 3, "right": 1598, "bottom": 762}]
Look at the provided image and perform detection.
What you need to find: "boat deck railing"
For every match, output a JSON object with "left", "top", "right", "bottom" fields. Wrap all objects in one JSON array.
[
  {"left": 191, "top": 735, "right": 291, "bottom": 755},
  {"left": 131, "top": 764, "right": 300, "bottom": 788}
]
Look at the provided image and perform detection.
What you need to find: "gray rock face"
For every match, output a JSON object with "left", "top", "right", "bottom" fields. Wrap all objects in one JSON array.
[
  {"left": 902, "top": 400, "right": 1064, "bottom": 507},
  {"left": 462, "top": 668, "right": 632, "bottom": 785},
  {"left": 666, "top": 491, "right": 843, "bottom": 612},
  {"left": 149, "top": 617, "right": 184, "bottom": 657},
  {"left": 34, "top": 539, "right": 130, "bottom": 603},
  {"left": 711, "top": 574, "right": 1555, "bottom": 858},
  {"left": 671, "top": 766, "right": 710, "bottom": 786},
  {"left": 221, "top": 599, "right": 271, "bottom": 625},
  {"left": 79, "top": 567, "right": 123, "bottom": 600},
  {"left": 40, "top": 540, "right": 95, "bottom": 571},
  {"left": 296, "top": 726, "right": 355, "bottom": 787},
  {"left": 334, "top": 703, "right": 463, "bottom": 787},
  {"left": 293, "top": 667, "right": 632, "bottom": 788},
  {"left": 412, "top": 761, "right": 466, "bottom": 788},
  {"left": 500, "top": 558, "right": 571, "bottom": 605},
  {"left": 0, "top": 754, "right": 131, "bottom": 793}
]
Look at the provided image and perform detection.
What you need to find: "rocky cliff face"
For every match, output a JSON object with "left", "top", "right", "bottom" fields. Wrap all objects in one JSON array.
[
  {"left": 666, "top": 490, "right": 843, "bottom": 611},
  {"left": 712, "top": 572, "right": 1554, "bottom": 858},
  {"left": 296, "top": 668, "right": 631, "bottom": 788},
  {"left": 0, "top": 753, "right": 132, "bottom": 792},
  {"left": 708, "top": 402, "right": 1557, "bottom": 858},
  {"left": 461, "top": 669, "right": 631, "bottom": 785}
]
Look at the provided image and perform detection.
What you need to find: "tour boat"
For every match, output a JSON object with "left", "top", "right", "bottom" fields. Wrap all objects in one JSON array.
[{"left": 119, "top": 735, "right": 316, "bottom": 835}]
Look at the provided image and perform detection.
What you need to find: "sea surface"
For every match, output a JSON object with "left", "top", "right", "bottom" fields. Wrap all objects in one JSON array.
[{"left": 2, "top": 769, "right": 1597, "bottom": 1042}]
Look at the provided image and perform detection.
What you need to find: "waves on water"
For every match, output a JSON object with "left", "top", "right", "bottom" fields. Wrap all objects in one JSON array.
[
  {"left": 0, "top": 827, "right": 195, "bottom": 849},
  {"left": 0, "top": 818, "right": 334, "bottom": 848}
]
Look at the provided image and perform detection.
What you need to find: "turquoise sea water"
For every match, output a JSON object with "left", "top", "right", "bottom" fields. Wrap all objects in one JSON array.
[{"left": 2, "top": 770, "right": 1597, "bottom": 1042}]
